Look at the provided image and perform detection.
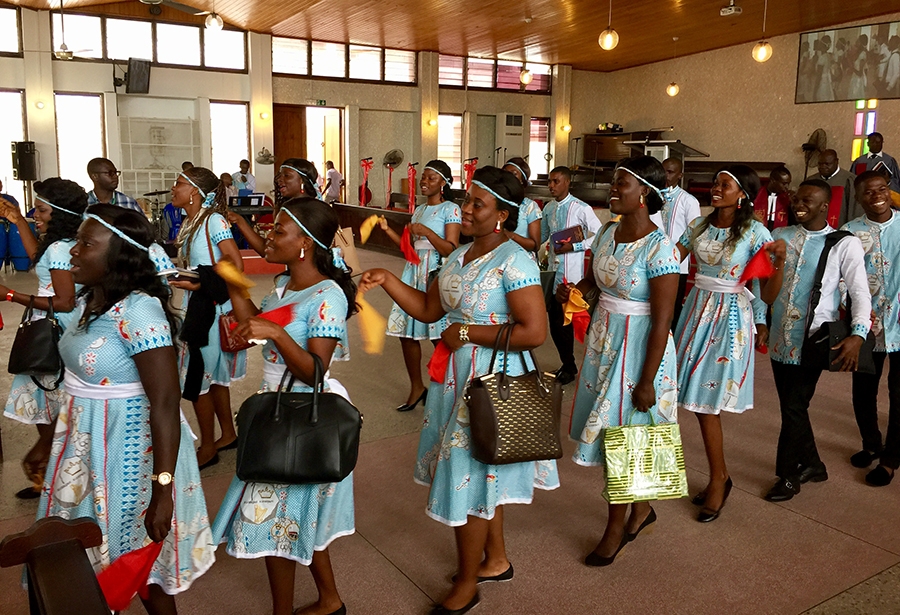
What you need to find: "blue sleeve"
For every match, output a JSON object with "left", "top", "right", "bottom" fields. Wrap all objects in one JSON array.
[
  {"left": 148, "top": 243, "right": 174, "bottom": 273},
  {"left": 119, "top": 294, "right": 173, "bottom": 355},
  {"left": 306, "top": 285, "right": 348, "bottom": 340},
  {"left": 646, "top": 235, "right": 681, "bottom": 278},
  {"left": 442, "top": 202, "right": 461, "bottom": 225},
  {"left": 524, "top": 199, "right": 542, "bottom": 224},
  {"left": 46, "top": 241, "right": 73, "bottom": 271},
  {"left": 749, "top": 222, "right": 773, "bottom": 256},
  {"left": 679, "top": 218, "right": 701, "bottom": 250},
  {"left": 502, "top": 249, "right": 541, "bottom": 292},
  {"left": 208, "top": 213, "right": 233, "bottom": 246},
  {"left": 751, "top": 279, "right": 767, "bottom": 325},
  {"left": 540, "top": 204, "right": 552, "bottom": 243}
]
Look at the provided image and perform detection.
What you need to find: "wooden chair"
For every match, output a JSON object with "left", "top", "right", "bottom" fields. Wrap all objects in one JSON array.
[{"left": 0, "top": 516, "right": 111, "bottom": 615}]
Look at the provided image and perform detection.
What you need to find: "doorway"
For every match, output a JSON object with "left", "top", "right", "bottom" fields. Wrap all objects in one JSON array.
[{"left": 273, "top": 104, "right": 343, "bottom": 192}]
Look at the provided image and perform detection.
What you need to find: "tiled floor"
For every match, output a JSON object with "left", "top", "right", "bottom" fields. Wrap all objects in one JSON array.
[{"left": 1, "top": 249, "right": 899, "bottom": 614}]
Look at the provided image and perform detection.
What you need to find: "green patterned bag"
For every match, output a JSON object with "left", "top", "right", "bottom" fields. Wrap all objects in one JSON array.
[{"left": 603, "top": 412, "right": 688, "bottom": 504}]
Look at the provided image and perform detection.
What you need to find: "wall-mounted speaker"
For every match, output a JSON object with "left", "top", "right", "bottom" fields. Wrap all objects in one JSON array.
[{"left": 11, "top": 141, "right": 37, "bottom": 181}]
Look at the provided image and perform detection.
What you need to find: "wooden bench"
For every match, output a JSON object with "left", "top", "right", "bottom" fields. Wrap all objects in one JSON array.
[{"left": 0, "top": 516, "right": 111, "bottom": 615}]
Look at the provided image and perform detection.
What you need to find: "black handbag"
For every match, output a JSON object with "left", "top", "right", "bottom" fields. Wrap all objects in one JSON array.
[
  {"left": 801, "top": 231, "right": 876, "bottom": 374},
  {"left": 235, "top": 355, "right": 363, "bottom": 484},
  {"left": 465, "top": 324, "right": 564, "bottom": 465},
  {"left": 7, "top": 296, "right": 64, "bottom": 391}
]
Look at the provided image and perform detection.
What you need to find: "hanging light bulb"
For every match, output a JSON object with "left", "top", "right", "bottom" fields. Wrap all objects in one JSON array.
[
  {"left": 205, "top": 12, "right": 224, "bottom": 30},
  {"left": 598, "top": 0, "right": 618, "bottom": 50},
  {"left": 519, "top": 67, "right": 533, "bottom": 86},
  {"left": 667, "top": 82, "right": 680, "bottom": 97},
  {"left": 752, "top": 0, "right": 772, "bottom": 63}
]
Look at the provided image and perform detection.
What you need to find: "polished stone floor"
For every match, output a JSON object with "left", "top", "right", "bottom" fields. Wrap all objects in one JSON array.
[{"left": 1, "top": 248, "right": 898, "bottom": 614}]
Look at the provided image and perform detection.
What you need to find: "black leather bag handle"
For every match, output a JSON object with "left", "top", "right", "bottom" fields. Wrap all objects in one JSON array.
[{"left": 274, "top": 354, "right": 325, "bottom": 424}]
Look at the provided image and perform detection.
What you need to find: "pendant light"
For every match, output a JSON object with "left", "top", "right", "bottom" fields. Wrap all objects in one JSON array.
[
  {"left": 666, "top": 37, "right": 680, "bottom": 96},
  {"left": 205, "top": 0, "right": 223, "bottom": 30},
  {"left": 519, "top": 65, "right": 534, "bottom": 86},
  {"left": 752, "top": 0, "right": 772, "bottom": 62},
  {"left": 598, "top": 0, "right": 619, "bottom": 51}
]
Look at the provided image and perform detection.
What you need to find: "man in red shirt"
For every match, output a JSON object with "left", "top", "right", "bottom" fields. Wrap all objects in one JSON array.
[{"left": 753, "top": 166, "right": 794, "bottom": 230}]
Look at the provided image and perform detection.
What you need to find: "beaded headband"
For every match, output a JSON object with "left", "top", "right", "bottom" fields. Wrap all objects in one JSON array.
[
  {"left": 36, "top": 194, "right": 79, "bottom": 217},
  {"left": 471, "top": 180, "right": 520, "bottom": 209},
  {"left": 84, "top": 214, "right": 150, "bottom": 252}
]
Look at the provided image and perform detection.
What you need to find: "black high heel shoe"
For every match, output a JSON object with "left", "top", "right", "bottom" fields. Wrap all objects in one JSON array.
[
  {"left": 430, "top": 593, "right": 479, "bottom": 615},
  {"left": 626, "top": 507, "right": 656, "bottom": 542},
  {"left": 396, "top": 389, "right": 427, "bottom": 412},
  {"left": 584, "top": 533, "right": 628, "bottom": 567},
  {"left": 697, "top": 477, "right": 733, "bottom": 523}
]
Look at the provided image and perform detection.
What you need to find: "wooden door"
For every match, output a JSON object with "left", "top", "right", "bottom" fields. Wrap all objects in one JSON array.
[{"left": 273, "top": 104, "right": 306, "bottom": 165}]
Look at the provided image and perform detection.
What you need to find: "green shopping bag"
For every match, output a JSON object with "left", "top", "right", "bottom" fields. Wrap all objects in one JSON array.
[{"left": 603, "top": 411, "right": 689, "bottom": 504}]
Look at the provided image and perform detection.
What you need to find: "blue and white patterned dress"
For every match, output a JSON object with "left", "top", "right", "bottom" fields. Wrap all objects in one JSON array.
[
  {"left": 674, "top": 218, "right": 773, "bottom": 414},
  {"left": 570, "top": 224, "right": 681, "bottom": 466},
  {"left": 418, "top": 240, "right": 560, "bottom": 526},
  {"left": 387, "top": 201, "right": 460, "bottom": 340},
  {"left": 513, "top": 197, "right": 543, "bottom": 241},
  {"left": 39, "top": 292, "right": 215, "bottom": 594},
  {"left": 212, "top": 278, "right": 355, "bottom": 564},
  {"left": 177, "top": 213, "right": 247, "bottom": 394},
  {"left": 4, "top": 240, "right": 79, "bottom": 425}
]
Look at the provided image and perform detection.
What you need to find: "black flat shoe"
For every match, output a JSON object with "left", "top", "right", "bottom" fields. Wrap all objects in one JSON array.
[
  {"left": 452, "top": 563, "right": 514, "bottom": 584},
  {"left": 865, "top": 465, "right": 895, "bottom": 487},
  {"left": 798, "top": 463, "right": 828, "bottom": 484},
  {"left": 15, "top": 486, "right": 41, "bottom": 500},
  {"left": 851, "top": 449, "right": 881, "bottom": 468},
  {"left": 430, "top": 593, "right": 479, "bottom": 615},
  {"left": 697, "top": 477, "right": 733, "bottom": 523},
  {"left": 584, "top": 534, "right": 628, "bottom": 567},
  {"left": 396, "top": 389, "right": 427, "bottom": 413},
  {"left": 554, "top": 367, "right": 577, "bottom": 385},
  {"left": 764, "top": 477, "right": 799, "bottom": 502},
  {"left": 198, "top": 453, "right": 220, "bottom": 471},
  {"left": 626, "top": 507, "right": 656, "bottom": 542}
]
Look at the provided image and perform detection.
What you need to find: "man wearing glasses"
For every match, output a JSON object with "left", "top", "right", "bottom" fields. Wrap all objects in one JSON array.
[{"left": 86, "top": 158, "right": 142, "bottom": 212}]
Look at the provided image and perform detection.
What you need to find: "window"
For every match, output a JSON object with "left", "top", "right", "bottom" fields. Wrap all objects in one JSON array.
[
  {"left": 437, "top": 114, "right": 463, "bottom": 187},
  {"left": 204, "top": 28, "right": 245, "bottom": 70},
  {"left": 438, "top": 55, "right": 464, "bottom": 86},
  {"left": 529, "top": 118, "right": 550, "bottom": 179},
  {"left": 523, "top": 62, "right": 552, "bottom": 92},
  {"left": 467, "top": 58, "right": 494, "bottom": 88},
  {"left": 52, "top": 14, "right": 102, "bottom": 59},
  {"left": 0, "top": 7, "right": 19, "bottom": 54},
  {"left": 106, "top": 18, "right": 152, "bottom": 61},
  {"left": 209, "top": 102, "right": 249, "bottom": 178},
  {"left": 55, "top": 94, "right": 104, "bottom": 191},
  {"left": 851, "top": 99, "right": 877, "bottom": 160},
  {"left": 496, "top": 60, "right": 524, "bottom": 90},
  {"left": 311, "top": 41, "right": 346, "bottom": 78},
  {"left": 272, "top": 37, "right": 308, "bottom": 75},
  {"left": 0, "top": 91, "right": 25, "bottom": 207},
  {"left": 156, "top": 23, "right": 200, "bottom": 66},
  {"left": 349, "top": 45, "right": 381, "bottom": 80},
  {"left": 384, "top": 49, "right": 416, "bottom": 83}
]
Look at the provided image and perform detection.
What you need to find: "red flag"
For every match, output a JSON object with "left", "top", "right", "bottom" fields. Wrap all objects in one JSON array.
[
  {"left": 97, "top": 540, "right": 163, "bottom": 611},
  {"left": 228, "top": 304, "right": 296, "bottom": 330},
  {"left": 572, "top": 310, "right": 591, "bottom": 343},
  {"left": 400, "top": 227, "right": 421, "bottom": 265},
  {"left": 739, "top": 244, "right": 775, "bottom": 283},
  {"left": 463, "top": 158, "right": 478, "bottom": 191},
  {"left": 427, "top": 340, "right": 452, "bottom": 383}
]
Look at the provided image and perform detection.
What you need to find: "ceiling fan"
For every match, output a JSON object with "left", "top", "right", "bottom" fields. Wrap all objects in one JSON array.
[
  {"left": 54, "top": 0, "right": 95, "bottom": 60},
  {"left": 137, "top": 0, "right": 210, "bottom": 17}
]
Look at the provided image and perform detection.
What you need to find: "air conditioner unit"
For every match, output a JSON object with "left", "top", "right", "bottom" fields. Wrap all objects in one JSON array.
[{"left": 495, "top": 113, "right": 527, "bottom": 161}]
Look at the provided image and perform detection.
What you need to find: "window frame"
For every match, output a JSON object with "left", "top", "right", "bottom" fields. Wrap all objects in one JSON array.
[
  {"left": 53, "top": 91, "right": 106, "bottom": 189},
  {"left": 272, "top": 36, "right": 417, "bottom": 86},
  {"left": 209, "top": 99, "right": 251, "bottom": 177},
  {"left": 438, "top": 54, "right": 552, "bottom": 95},
  {"left": 0, "top": 5, "right": 23, "bottom": 57}
]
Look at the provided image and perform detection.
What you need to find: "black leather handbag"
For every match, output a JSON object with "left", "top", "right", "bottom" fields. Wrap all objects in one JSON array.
[
  {"left": 7, "top": 296, "right": 64, "bottom": 391},
  {"left": 235, "top": 355, "right": 363, "bottom": 484},
  {"left": 801, "top": 231, "right": 876, "bottom": 374}
]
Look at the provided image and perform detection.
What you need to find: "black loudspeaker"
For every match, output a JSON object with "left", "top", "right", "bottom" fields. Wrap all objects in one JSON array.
[{"left": 11, "top": 141, "right": 37, "bottom": 181}]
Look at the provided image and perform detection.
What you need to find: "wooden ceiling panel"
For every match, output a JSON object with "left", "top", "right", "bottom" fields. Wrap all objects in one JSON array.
[{"left": 10, "top": 0, "right": 898, "bottom": 71}]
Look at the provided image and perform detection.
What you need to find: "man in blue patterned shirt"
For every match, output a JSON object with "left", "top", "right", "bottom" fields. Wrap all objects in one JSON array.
[{"left": 86, "top": 158, "right": 143, "bottom": 213}]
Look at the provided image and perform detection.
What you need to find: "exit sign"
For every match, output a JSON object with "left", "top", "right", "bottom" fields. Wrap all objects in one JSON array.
[{"left": 306, "top": 99, "right": 327, "bottom": 106}]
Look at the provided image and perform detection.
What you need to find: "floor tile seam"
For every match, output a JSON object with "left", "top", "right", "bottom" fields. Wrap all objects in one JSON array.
[
  {"left": 800, "top": 560, "right": 900, "bottom": 614},
  {"left": 772, "top": 507, "right": 900, "bottom": 557},
  {"left": 352, "top": 527, "right": 438, "bottom": 603}
]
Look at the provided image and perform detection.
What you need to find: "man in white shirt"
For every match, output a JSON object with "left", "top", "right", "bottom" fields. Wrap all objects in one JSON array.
[
  {"left": 886, "top": 36, "right": 900, "bottom": 98},
  {"left": 232, "top": 159, "right": 256, "bottom": 193},
  {"left": 810, "top": 149, "right": 859, "bottom": 226},
  {"left": 651, "top": 157, "right": 701, "bottom": 326},
  {"left": 540, "top": 166, "right": 601, "bottom": 383},
  {"left": 851, "top": 133, "right": 900, "bottom": 193},
  {"left": 323, "top": 161, "right": 344, "bottom": 203},
  {"left": 764, "top": 179, "right": 872, "bottom": 502}
]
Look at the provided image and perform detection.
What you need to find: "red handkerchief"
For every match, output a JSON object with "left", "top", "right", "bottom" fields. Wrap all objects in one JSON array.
[
  {"left": 739, "top": 244, "right": 775, "bottom": 283},
  {"left": 258, "top": 303, "right": 296, "bottom": 327},
  {"left": 428, "top": 340, "right": 452, "bottom": 383},
  {"left": 400, "top": 227, "right": 421, "bottom": 265},
  {"left": 572, "top": 310, "right": 591, "bottom": 344},
  {"left": 97, "top": 540, "right": 163, "bottom": 610}
]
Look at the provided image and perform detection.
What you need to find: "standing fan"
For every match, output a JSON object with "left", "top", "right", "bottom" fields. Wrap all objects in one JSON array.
[
  {"left": 382, "top": 149, "right": 404, "bottom": 208},
  {"left": 801, "top": 128, "right": 827, "bottom": 180}
]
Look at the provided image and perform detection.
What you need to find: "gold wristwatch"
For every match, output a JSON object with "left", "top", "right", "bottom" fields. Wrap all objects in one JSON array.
[
  {"left": 151, "top": 472, "right": 173, "bottom": 486},
  {"left": 459, "top": 324, "right": 470, "bottom": 343}
]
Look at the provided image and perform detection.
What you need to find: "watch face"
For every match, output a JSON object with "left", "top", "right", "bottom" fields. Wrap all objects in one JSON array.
[{"left": 157, "top": 472, "right": 173, "bottom": 486}]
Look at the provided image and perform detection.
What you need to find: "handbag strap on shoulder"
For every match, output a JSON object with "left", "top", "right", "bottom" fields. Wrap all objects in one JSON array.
[
  {"left": 19, "top": 295, "right": 35, "bottom": 325},
  {"left": 804, "top": 230, "right": 853, "bottom": 340}
]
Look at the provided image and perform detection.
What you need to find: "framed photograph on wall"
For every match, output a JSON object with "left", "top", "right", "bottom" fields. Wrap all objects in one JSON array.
[{"left": 796, "top": 21, "right": 900, "bottom": 103}]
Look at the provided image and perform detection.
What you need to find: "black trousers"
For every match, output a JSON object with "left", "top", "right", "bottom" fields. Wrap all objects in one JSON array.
[
  {"left": 548, "top": 295, "right": 576, "bottom": 372},
  {"left": 771, "top": 360, "right": 825, "bottom": 479},
  {"left": 852, "top": 351, "right": 900, "bottom": 469}
]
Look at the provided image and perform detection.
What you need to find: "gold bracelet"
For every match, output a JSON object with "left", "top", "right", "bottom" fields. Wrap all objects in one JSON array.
[{"left": 459, "top": 324, "right": 470, "bottom": 343}]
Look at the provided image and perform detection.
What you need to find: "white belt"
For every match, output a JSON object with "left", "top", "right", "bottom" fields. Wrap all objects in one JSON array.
[
  {"left": 64, "top": 369, "right": 146, "bottom": 399},
  {"left": 694, "top": 274, "right": 755, "bottom": 301},
  {"left": 262, "top": 361, "right": 351, "bottom": 402},
  {"left": 597, "top": 293, "right": 652, "bottom": 316},
  {"left": 414, "top": 239, "right": 435, "bottom": 252}
]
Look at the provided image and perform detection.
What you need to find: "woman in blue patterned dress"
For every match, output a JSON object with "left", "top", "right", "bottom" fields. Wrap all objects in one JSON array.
[
  {"left": 502, "top": 157, "right": 542, "bottom": 254},
  {"left": 213, "top": 198, "right": 357, "bottom": 615},
  {"left": 41, "top": 204, "right": 214, "bottom": 612},
  {"left": 360, "top": 167, "right": 557, "bottom": 615},
  {"left": 1, "top": 178, "right": 86, "bottom": 499},
  {"left": 558, "top": 156, "right": 681, "bottom": 566},
  {"left": 169, "top": 166, "right": 246, "bottom": 469},
  {"left": 674, "top": 165, "right": 785, "bottom": 523},
  {"left": 377, "top": 159, "right": 460, "bottom": 412}
]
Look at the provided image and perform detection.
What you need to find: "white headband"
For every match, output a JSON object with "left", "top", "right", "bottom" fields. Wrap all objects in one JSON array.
[
  {"left": 471, "top": 180, "right": 520, "bottom": 209},
  {"left": 716, "top": 170, "right": 747, "bottom": 196},
  {"left": 617, "top": 167, "right": 665, "bottom": 202},
  {"left": 424, "top": 165, "right": 452, "bottom": 187},
  {"left": 36, "top": 194, "right": 79, "bottom": 217}
]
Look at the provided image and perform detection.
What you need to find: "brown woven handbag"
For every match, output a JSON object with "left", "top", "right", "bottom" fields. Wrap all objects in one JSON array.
[{"left": 465, "top": 323, "right": 564, "bottom": 465}]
